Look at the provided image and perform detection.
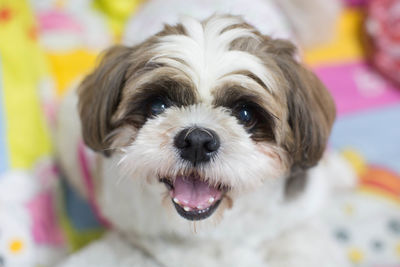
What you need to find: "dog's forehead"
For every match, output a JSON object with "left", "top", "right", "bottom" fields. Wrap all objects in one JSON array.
[{"left": 149, "top": 15, "right": 278, "bottom": 102}]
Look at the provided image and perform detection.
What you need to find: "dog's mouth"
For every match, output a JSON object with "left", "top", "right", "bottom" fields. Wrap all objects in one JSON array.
[{"left": 160, "top": 174, "right": 227, "bottom": 221}]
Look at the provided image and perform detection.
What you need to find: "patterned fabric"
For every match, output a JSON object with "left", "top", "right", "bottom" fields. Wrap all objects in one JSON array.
[
  {"left": 366, "top": 0, "right": 400, "bottom": 87},
  {"left": 0, "top": 1, "right": 61, "bottom": 264},
  {"left": 305, "top": 3, "right": 400, "bottom": 266},
  {"left": 0, "top": 0, "right": 116, "bottom": 266},
  {"left": 324, "top": 155, "right": 400, "bottom": 266},
  {"left": 0, "top": 0, "right": 52, "bottom": 171}
]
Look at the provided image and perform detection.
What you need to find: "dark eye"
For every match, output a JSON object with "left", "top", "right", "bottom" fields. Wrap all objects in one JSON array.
[
  {"left": 149, "top": 97, "right": 169, "bottom": 116},
  {"left": 236, "top": 105, "right": 257, "bottom": 128}
]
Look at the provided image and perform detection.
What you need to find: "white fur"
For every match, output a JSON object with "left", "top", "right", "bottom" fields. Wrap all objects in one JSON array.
[
  {"left": 151, "top": 16, "right": 278, "bottom": 99},
  {"left": 58, "top": 224, "right": 346, "bottom": 267}
]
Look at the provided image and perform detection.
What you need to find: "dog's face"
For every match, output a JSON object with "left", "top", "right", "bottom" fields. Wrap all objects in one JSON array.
[{"left": 78, "top": 15, "right": 335, "bottom": 223}]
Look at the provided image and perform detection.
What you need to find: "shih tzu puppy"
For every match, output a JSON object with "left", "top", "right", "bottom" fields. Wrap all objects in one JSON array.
[{"left": 56, "top": 0, "right": 350, "bottom": 266}]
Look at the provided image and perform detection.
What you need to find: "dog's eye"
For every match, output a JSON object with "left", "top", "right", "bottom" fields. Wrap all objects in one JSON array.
[
  {"left": 149, "top": 98, "right": 169, "bottom": 116},
  {"left": 238, "top": 106, "right": 252, "bottom": 122},
  {"left": 236, "top": 105, "right": 257, "bottom": 129}
]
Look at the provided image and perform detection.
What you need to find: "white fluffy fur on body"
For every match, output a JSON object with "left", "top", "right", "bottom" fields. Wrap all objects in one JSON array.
[{"left": 56, "top": 1, "right": 348, "bottom": 266}]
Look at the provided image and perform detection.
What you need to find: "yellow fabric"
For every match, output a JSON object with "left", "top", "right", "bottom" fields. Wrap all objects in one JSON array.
[
  {"left": 47, "top": 0, "right": 147, "bottom": 96},
  {"left": 342, "top": 149, "right": 368, "bottom": 176},
  {"left": 46, "top": 50, "right": 98, "bottom": 96},
  {"left": 304, "top": 8, "right": 366, "bottom": 66},
  {"left": 360, "top": 187, "right": 400, "bottom": 206},
  {"left": 9, "top": 239, "right": 24, "bottom": 254},
  {"left": 348, "top": 247, "right": 364, "bottom": 264},
  {"left": 0, "top": 0, "right": 52, "bottom": 169},
  {"left": 93, "top": 0, "right": 145, "bottom": 41}
]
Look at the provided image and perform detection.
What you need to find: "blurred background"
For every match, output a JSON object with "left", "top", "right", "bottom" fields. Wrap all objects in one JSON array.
[{"left": 0, "top": 0, "right": 399, "bottom": 266}]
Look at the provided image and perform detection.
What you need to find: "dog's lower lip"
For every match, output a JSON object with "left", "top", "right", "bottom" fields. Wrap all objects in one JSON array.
[{"left": 172, "top": 198, "right": 222, "bottom": 221}]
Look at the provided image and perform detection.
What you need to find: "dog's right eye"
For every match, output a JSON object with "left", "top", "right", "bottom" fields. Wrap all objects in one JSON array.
[
  {"left": 234, "top": 104, "right": 258, "bottom": 130},
  {"left": 149, "top": 97, "right": 169, "bottom": 116}
]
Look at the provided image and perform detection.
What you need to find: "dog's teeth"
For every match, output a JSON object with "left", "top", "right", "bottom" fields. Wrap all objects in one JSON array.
[
  {"left": 183, "top": 206, "right": 191, "bottom": 212},
  {"left": 208, "top": 197, "right": 215, "bottom": 204},
  {"left": 197, "top": 205, "right": 203, "bottom": 210},
  {"left": 173, "top": 198, "right": 180, "bottom": 204}
]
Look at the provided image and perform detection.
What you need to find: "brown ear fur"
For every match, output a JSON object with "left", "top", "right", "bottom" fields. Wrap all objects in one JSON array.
[
  {"left": 78, "top": 45, "right": 132, "bottom": 153},
  {"left": 266, "top": 39, "right": 336, "bottom": 169}
]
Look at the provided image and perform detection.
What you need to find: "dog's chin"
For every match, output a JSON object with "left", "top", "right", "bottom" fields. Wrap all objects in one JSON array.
[{"left": 159, "top": 174, "right": 229, "bottom": 221}]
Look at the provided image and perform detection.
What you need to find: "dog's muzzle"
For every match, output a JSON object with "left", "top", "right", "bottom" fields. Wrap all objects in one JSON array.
[{"left": 157, "top": 127, "right": 225, "bottom": 221}]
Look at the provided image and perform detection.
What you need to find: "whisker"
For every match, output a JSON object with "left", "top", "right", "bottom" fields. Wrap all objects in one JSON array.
[{"left": 117, "top": 155, "right": 128, "bottom": 167}]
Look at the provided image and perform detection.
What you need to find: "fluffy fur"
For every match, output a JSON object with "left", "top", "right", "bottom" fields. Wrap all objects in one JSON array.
[{"left": 55, "top": 4, "right": 348, "bottom": 267}]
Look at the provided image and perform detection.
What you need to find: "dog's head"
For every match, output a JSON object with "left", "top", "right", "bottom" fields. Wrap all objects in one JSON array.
[{"left": 78, "top": 15, "right": 335, "bottom": 223}]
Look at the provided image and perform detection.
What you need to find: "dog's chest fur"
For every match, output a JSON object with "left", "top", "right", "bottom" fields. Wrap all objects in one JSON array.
[{"left": 95, "top": 153, "right": 333, "bottom": 265}]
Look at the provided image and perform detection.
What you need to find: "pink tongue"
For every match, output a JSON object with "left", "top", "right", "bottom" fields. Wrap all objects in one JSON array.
[{"left": 171, "top": 176, "right": 222, "bottom": 209}]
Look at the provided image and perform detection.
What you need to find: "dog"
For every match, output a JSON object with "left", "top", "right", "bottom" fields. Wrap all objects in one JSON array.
[{"left": 55, "top": 1, "right": 350, "bottom": 266}]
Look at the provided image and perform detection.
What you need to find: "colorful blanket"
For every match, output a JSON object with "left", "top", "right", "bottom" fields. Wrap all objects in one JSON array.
[
  {"left": 305, "top": 3, "right": 400, "bottom": 266},
  {"left": 0, "top": 0, "right": 141, "bottom": 265},
  {"left": 0, "top": 1, "right": 399, "bottom": 266}
]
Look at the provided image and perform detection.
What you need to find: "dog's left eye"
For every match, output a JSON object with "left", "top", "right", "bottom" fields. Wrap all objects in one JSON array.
[
  {"left": 149, "top": 98, "right": 169, "bottom": 116},
  {"left": 236, "top": 105, "right": 257, "bottom": 129}
]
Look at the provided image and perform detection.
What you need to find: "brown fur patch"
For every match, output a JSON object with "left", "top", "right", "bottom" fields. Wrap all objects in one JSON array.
[
  {"left": 228, "top": 32, "right": 335, "bottom": 168},
  {"left": 78, "top": 45, "right": 134, "bottom": 154},
  {"left": 78, "top": 23, "right": 191, "bottom": 154},
  {"left": 268, "top": 41, "right": 335, "bottom": 168},
  {"left": 116, "top": 77, "right": 197, "bottom": 129},
  {"left": 212, "top": 86, "right": 276, "bottom": 142}
]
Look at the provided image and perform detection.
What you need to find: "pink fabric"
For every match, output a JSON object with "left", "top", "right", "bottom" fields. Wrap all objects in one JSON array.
[
  {"left": 25, "top": 141, "right": 111, "bottom": 245},
  {"left": 35, "top": 162, "right": 59, "bottom": 188},
  {"left": 78, "top": 141, "right": 111, "bottom": 228},
  {"left": 26, "top": 192, "right": 64, "bottom": 245},
  {"left": 367, "top": 0, "right": 400, "bottom": 86},
  {"left": 314, "top": 61, "right": 400, "bottom": 116},
  {"left": 38, "top": 11, "right": 83, "bottom": 33},
  {"left": 344, "top": 0, "right": 367, "bottom": 7}
]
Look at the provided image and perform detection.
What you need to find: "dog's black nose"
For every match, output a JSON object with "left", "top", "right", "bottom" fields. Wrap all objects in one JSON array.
[{"left": 174, "top": 127, "right": 220, "bottom": 166}]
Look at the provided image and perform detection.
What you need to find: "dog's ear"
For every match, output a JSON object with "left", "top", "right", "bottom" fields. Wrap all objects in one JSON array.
[
  {"left": 265, "top": 38, "right": 336, "bottom": 169},
  {"left": 78, "top": 45, "right": 132, "bottom": 154}
]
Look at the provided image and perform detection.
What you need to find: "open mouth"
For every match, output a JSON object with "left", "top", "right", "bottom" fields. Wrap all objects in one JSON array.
[{"left": 160, "top": 174, "right": 227, "bottom": 221}]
